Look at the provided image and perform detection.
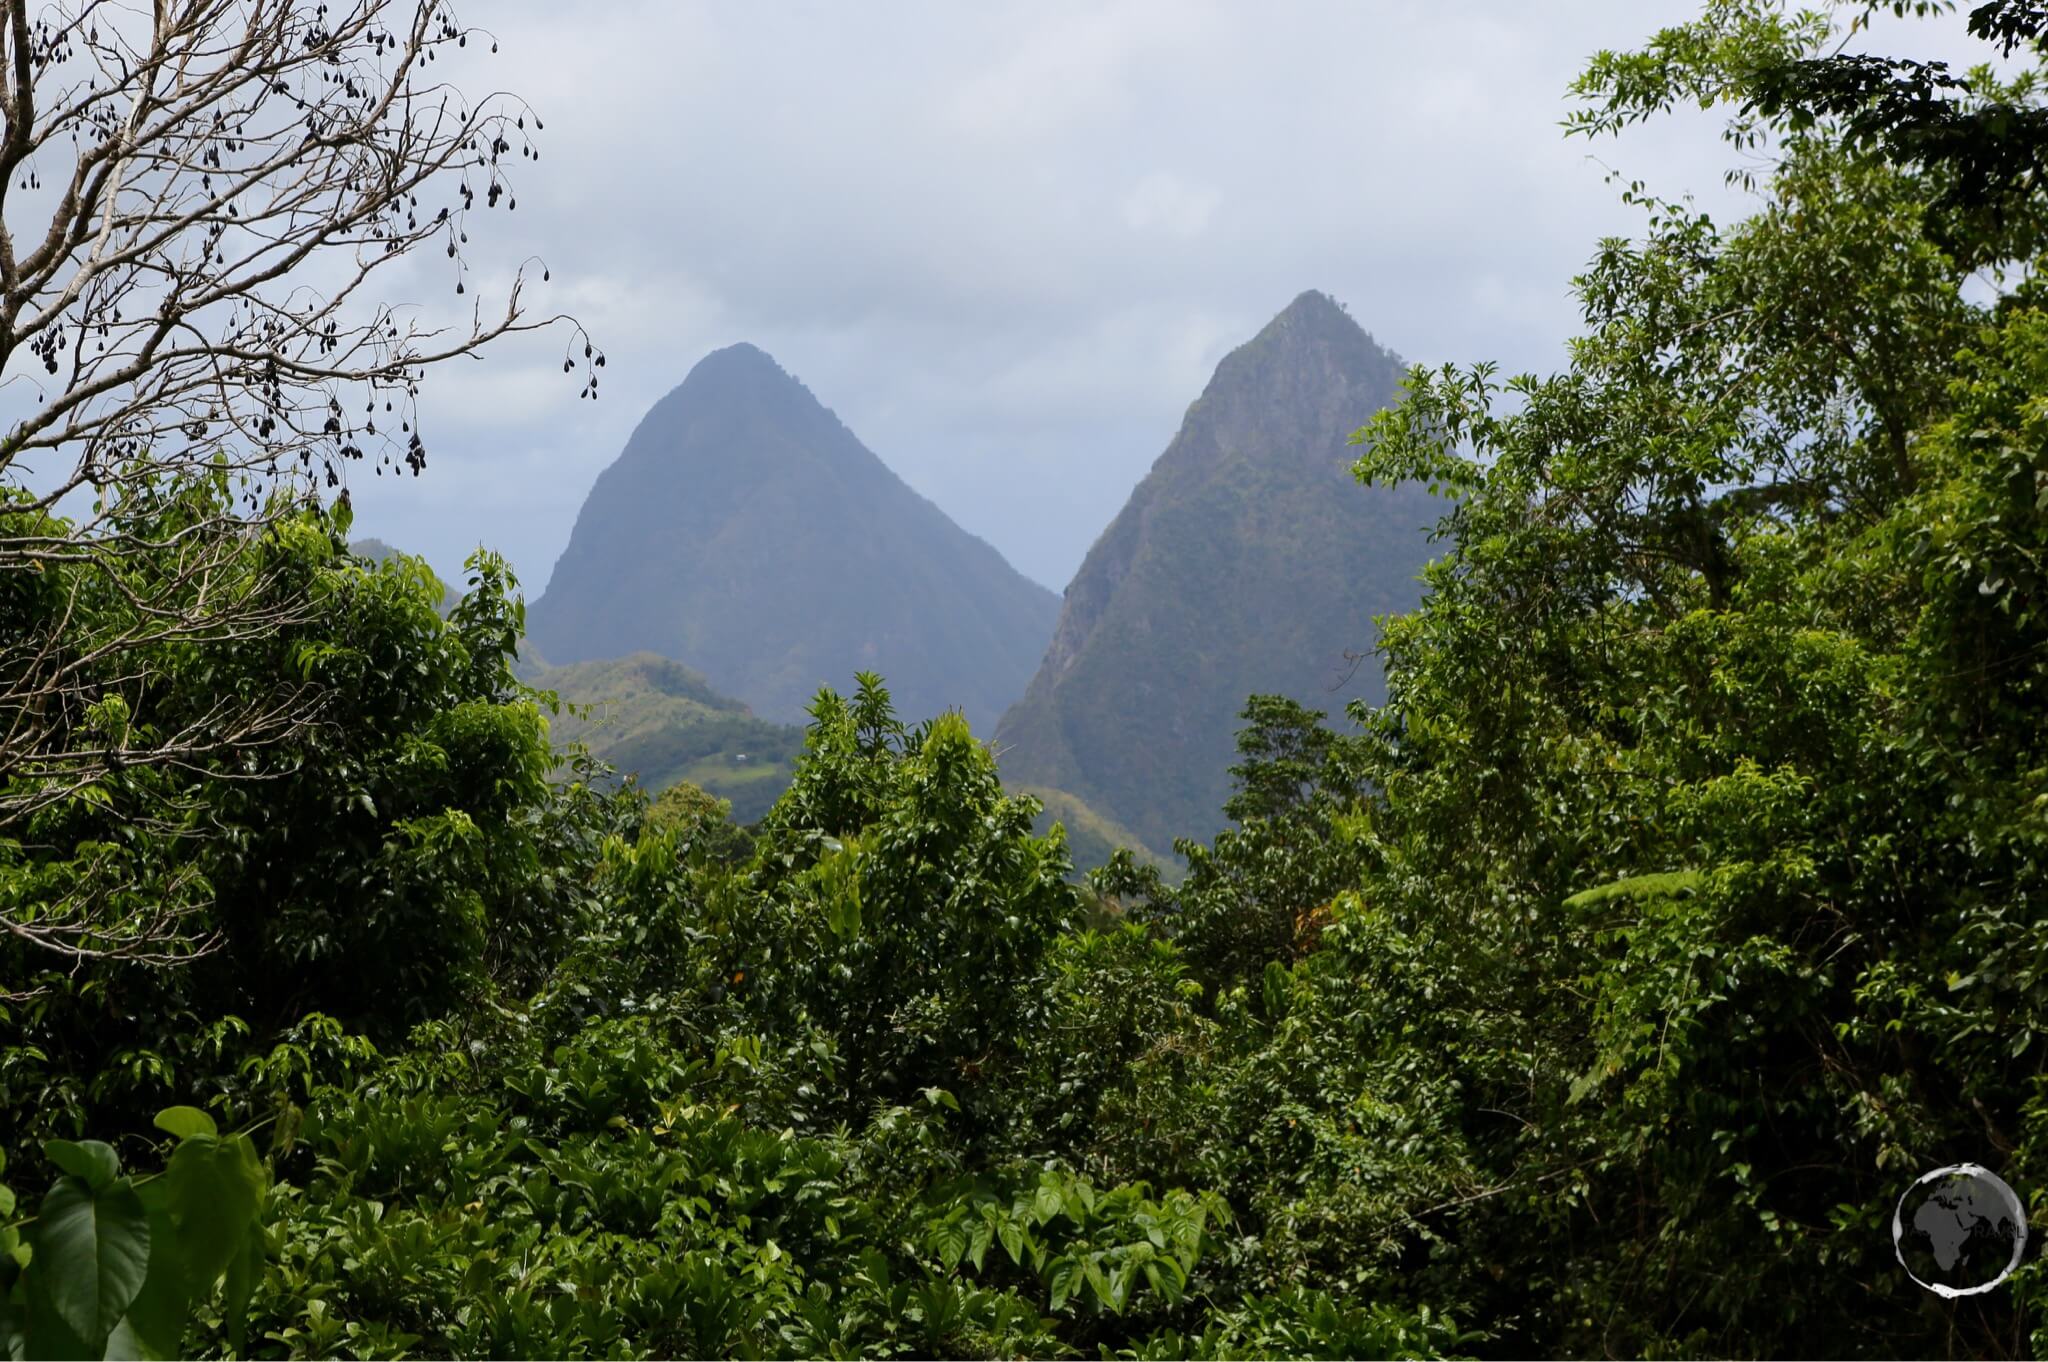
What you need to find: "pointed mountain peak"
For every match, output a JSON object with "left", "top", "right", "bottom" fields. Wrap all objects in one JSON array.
[
  {"left": 1248, "top": 289, "right": 1386, "bottom": 355},
  {"left": 695, "top": 339, "right": 780, "bottom": 371},
  {"left": 638, "top": 341, "right": 849, "bottom": 460},
  {"left": 680, "top": 341, "right": 806, "bottom": 396},
  {"left": 1276, "top": 288, "right": 1346, "bottom": 323},
  {"left": 994, "top": 298, "right": 1434, "bottom": 861},
  {"left": 530, "top": 345, "right": 1059, "bottom": 732},
  {"left": 1178, "top": 290, "right": 1401, "bottom": 426}
]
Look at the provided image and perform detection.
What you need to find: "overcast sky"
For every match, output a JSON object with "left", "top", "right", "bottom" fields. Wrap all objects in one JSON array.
[{"left": 342, "top": 2, "right": 1984, "bottom": 596}]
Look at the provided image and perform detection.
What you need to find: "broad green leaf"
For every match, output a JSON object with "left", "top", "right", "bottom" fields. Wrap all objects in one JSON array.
[
  {"left": 104, "top": 1315, "right": 156, "bottom": 1362},
  {"left": 112, "top": 1192, "right": 191, "bottom": 1361},
  {"left": 929, "top": 1217, "right": 967, "bottom": 1271},
  {"left": 163, "top": 1135, "right": 266, "bottom": 1288},
  {"left": 151, "top": 1108, "right": 217, "bottom": 1142},
  {"left": 221, "top": 1221, "right": 265, "bottom": 1352},
  {"left": 1084, "top": 1259, "right": 1115, "bottom": 1311},
  {"left": 1154, "top": 1254, "right": 1188, "bottom": 1293},
  {"left": 996, "top": 1219, "right": 1024, "bottom": 1265},
  {"left": 30, "top": 1175, "right": 150, "bottom": 1348},
  {"left": 42, "top": 1143, "right": 118, "bottom": 1193},
  {"left": 824, "top": 878, "right": 861, "bottom": 939},
  {"left": 966, "top": 1218, "right": 993, "bottom": 1272},
  {"left": 1109, "top": 1263, "right": 1134, "bottom": 1311},
  {"left": 22, "top": 1277, "right": 96, "bottom": 1362},
  {"left": 1262, "top": 959, "right": 1292, "bottom": 1017},
  {"left": 1047, "top": 1257, "right": 1081, "bottom": 1313}
]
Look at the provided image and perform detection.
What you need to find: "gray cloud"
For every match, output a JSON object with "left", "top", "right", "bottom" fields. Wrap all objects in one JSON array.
[{"left": 339, "top": 2, "right": 1987, "bottom": 596}]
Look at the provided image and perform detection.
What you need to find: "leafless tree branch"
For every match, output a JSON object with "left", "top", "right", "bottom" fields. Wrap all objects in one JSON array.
[{"left": 0, "top": 0, "right": 594, "bottom": 968}]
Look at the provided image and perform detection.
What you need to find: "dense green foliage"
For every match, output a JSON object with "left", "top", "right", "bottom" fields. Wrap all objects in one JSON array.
[
  {"left": 645, "top": 782, "right": 757, "bottom": 864},
  {"left": 994, "top": 291, "right": 1440, "bottom": 858},
  {"left": 346, "top": 541, "right": 458, "bottom": 615},
  {"left": 527, "top": 343, "right": 1059, "bottom": 732},
  {"left": 1092, "top": 695, "right": 1380, "bottom": 987},
  {"left": 11, "top": 3, "right": 2048, "bottom": 1357},
  {"left": 1, "top": 494, "right": 629, "bottom": 1133},
  {"left": 1733, "top": 0, "right": 2048, "bottom": 261}
]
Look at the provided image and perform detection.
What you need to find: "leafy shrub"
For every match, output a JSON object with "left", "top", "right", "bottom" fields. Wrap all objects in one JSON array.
[{"left": 0, "top": 1108, "right": 268, "bottom": 1359}]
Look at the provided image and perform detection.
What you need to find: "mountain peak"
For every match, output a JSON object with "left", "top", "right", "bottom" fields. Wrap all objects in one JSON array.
[
  {"left": 1276, "top": 288, "right": 1345, "bottom": 322},
  {"left": 529, "top": 348, "right": 1059, "bottom": 730},
  {"left": 620, "top": 341, "right": 853, "bottom": 472},
  {"left": 1242, "top": 289, "right": 1392, "bottom": 363},
  {"left": 993, "top": 301, "right": 1437, "bottom": 859},
  {"left": 678, "top": 341, "right": 809, "bottom": 400},
  {"left": 694, "top": 340, "right": 780, "bottom": 372}
]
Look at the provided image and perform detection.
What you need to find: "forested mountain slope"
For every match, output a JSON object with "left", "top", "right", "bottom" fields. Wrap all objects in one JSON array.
[{"left": 994, "top": 290, "right": 1440, "bottom": 852}]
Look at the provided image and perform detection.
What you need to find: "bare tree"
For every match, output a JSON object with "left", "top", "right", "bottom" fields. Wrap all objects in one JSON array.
[{"left": 0, "top": 0, "right": 595, "bottom": 971}]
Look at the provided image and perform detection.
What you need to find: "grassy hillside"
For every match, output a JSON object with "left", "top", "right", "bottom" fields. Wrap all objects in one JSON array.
[
  {"left": 520, "top": 651, "right": 804, "bottom": 823},
  {"left": 1019, "top": 784, "right": 1178, "bottom": 880}
]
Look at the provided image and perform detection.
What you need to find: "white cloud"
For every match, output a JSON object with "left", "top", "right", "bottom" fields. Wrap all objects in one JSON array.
[
  {"left": 1122, "top": 173, "right": 1220, "bottom": 239},
  {"left": 317, "top": 1, "right": 2001, "bottom": 599},
  {"left": 946, "top": 0, "right": 1222, "bottom": 139}
]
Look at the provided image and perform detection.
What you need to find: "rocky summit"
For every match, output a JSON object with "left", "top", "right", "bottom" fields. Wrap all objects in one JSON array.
[{"left": 994, "top": 290, "right": 1442, "bottom": 854}]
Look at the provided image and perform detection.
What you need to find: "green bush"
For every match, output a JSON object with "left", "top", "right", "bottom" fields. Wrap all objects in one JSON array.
[{"left": 0, "top": 1109, "right": 269, "bottom": 1360}]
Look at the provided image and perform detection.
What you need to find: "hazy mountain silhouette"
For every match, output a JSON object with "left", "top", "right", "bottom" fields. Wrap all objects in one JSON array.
[
  {"left": 994, "top": 291, "right": 1441, "bottom": 855},
  {"left": 528, "top": 343, "right": 1060, "bottom": 730}
]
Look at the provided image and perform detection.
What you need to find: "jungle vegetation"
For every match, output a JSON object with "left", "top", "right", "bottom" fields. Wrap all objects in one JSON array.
[{"left": 6, "top": 1, "right": 2048, "bottom": 1357}]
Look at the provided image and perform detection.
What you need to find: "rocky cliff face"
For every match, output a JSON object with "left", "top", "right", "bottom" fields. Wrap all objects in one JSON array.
[
  {"left": 994, "top": 291, "right": 1442, "bottom": 854},
  {"left": 527, "top": 344, "right": 1060, "bottom": 731}
]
